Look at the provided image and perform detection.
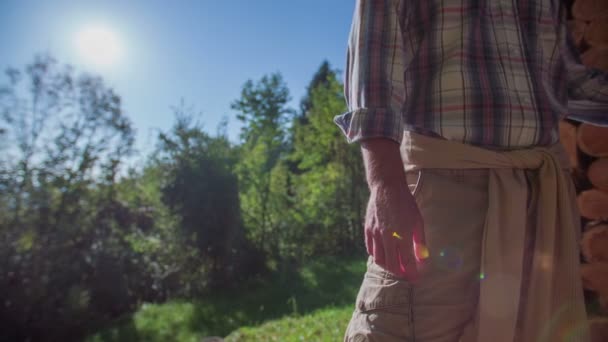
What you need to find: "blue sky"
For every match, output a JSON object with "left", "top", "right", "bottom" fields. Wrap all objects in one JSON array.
[{"left": 0, "top": 0, "right": 353, "bottom": 157}]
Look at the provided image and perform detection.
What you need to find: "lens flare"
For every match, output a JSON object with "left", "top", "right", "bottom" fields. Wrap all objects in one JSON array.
[
  {"left": 75, "top": 26, "right": 122, "bottom": 67},
  {"left": 538, "top": 302, "right": 589, "bottom": 341},
  {"left": 435, "top": 246, "right": 464, "bottom": 271}
]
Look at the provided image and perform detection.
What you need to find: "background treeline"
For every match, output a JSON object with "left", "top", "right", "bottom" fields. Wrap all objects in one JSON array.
[{"left": 0, "top": 55, "right": 367, "bottom": 341}]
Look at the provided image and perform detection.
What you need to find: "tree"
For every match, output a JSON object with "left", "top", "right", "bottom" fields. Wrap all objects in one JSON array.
[
  {"left": 155, "top": 106, "right": 244, "bottom": 283},
  {"left": 0, "top": 55, "right": 138, "bottom": 341},
  {"left": 290, "top": 64, "right": 367, "bottom": 256},
  {"left": 299, "top": 60, "right": 333, "bottom": 117},
  {"left": 231, "top": 73, "right": 294, "bottom": 257}
]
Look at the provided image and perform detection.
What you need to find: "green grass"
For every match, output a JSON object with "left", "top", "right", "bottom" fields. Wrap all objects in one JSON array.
[
  {"left": 86, "top": 256, "right": 365, "bottom": 342},
  {"left": 225, "top": 306, "right": 353, "bottom": 342}
]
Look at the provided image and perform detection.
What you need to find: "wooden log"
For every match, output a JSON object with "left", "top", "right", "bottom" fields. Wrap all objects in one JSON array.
[
  {"left": 568, "top": 20, "right": 587, "bottom": 50},
  {"left": 559, "top": 120, "right": 579, "bottom": 168},
  {"left": 581, "top": 224, "right": 608, "bottom": 263},
  {"left": 585, "top": 21, "right": 608, "bottom": 50},
  {"left": 578, "top": 189, "right": 608, "bottom": 220},
  {"left": 590, "top": 318, "right": 608, "bottom": 342},
  {"left": 588, "top": 158, "right": 608, "bottom": 191},
  {"left": 582, "top": 48, "right": 608, "bottom": 72},
  {"left": 581, "top": 263, "right": 608, "bottom": 309},
  {"left": 578, "top": 123, "right": 608, "bottom": 158},
  {"left": 573, "top": 0, "right": 608, "bottom": 21}
]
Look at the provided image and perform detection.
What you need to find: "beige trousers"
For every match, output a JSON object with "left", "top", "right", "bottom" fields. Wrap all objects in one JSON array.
[
  {"left": 344, "top": 167, "right": 586, "bottom": 341},
  {"left": 344, "top": 168, "right": 490, "bottom": 341}
]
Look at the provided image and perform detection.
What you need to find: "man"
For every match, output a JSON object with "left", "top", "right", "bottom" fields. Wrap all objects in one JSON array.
[{"left": 334, "top": 0, "right": 608, "bottom": 341}]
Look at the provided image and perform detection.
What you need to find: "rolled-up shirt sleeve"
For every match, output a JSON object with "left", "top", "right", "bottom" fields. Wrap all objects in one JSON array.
[
  {"left": 560, "top": 11, "right": 608, "bottom": 126},
  {"left": 334, "top": 0, "right": 409, "bottom": 144}
]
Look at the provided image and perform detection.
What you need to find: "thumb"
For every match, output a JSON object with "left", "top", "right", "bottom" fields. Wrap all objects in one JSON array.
[
  {"left": 397, "top": 246, "right": 418, "bottom": 279},
  {"left": 411, "top": 216, "right": 429, "bottom": 262}
]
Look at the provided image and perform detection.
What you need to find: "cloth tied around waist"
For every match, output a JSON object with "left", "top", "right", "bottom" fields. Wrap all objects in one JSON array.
[{"left": 399, "top": 131, "right": 589, "bottom": 342}]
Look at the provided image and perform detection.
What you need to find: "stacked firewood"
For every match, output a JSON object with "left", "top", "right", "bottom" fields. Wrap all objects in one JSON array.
[
  {"left": 568, "top": 0, "right": 608, "bottom": 70},
  {"left": 561, "top": 119, "right": 608, "bottom": 339},
  {"left": 560, "top": 0, "right": 608, "bottom": 339}
]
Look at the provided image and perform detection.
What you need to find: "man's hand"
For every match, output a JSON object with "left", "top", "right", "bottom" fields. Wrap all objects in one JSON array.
[{"left": 361, "top": 138, "right": 427, "bottom": 281}]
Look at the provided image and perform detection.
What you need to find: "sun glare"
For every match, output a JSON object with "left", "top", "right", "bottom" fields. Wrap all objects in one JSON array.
[{"left": 75, "top": 26, "right": 122, "bottom": 67}]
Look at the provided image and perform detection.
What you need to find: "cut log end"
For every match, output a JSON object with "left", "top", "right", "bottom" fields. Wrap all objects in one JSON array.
[
  {"left": 581, "top": 224, "right": 608, "bottom": 263},
  {"left": 588, "top": 159, "right": 608, "bottom": 191},
  {"left": 581, "top": 263, "right": 608, "bottom": 299},
  {"left": 578, "top": 124, "right": 608, "bottom": 158},
  {"left": 572, "top": 0, "right": 608, "bottom": 21},
  {"left": 578, "top": 189, "right": 608, "bottom": 220},
  {"left": 590, "top": 318, "right": 608, "bottom": 342}
]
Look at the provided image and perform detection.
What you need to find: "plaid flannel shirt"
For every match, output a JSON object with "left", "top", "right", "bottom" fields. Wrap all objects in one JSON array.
[{"left": 334, "top": 0, "right": 608, "bottom": 148}]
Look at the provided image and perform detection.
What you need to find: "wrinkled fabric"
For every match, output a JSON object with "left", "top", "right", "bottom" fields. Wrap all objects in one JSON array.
[
  {"left": 400, "top": 131, "right": 589, "bottom": 342},
  {"left": 345, "top": 168, "right": 492, "bottom": 341},
  {"left": 335, "top": 0, "right": 608, "bottom": 148}
]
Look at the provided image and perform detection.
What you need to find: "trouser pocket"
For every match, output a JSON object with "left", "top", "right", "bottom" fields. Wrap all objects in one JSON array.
[{"left": 345, "top": 257, "right": 414, "bottom": 342}]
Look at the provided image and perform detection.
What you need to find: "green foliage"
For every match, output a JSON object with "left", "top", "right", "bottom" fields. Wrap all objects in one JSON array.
[
  {"left": 86, "top": 257, "right": 365, "bottom": 342},
  {"left": 225, "top": 306, "right": 353, "bottom": 342},
  {"left": 232, "top": 73, "right": 292, "bottom": 146},
  {"left": 288, "top": 66, "right": 368, "bottom": 257},
  {"left": 232, "top": 73, "right": 294, "bottom": 258},
  {"left": 299, "top": 60, "right": 334, "bottom": 116},
  {"left": 2, "top": 57, "right": 371, "bottom": 340},
  {"left": 155, "top": 107, "right": 245, "bottom": 282},
  {"left": 0, "top": 55, "right": 140, "bottom": 341},
  {"left": 152, "top": 106, "right": 267, "bottom": 290},
  {"left": 230, "top": 65, "right": 367, "bottom": 262},
  {"left": 114, "top": 163, "right": 208, "bottom": 300}
]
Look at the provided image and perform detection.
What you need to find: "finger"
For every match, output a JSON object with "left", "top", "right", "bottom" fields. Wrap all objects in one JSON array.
[
  {"left": 394, "top": 234, "right": 417, "bottom": 278},
  {"left": 397, "top": 245, "right": 419, "bottom": 280},
  {"left": 372, "top": 230, "right": 386, "bottom": 267},
  {"left": 414, "top": 241, "right": 430, "bottom": 263},
  {"left": 411, "top": 214, "right": 426, "bottom": 246},
  {"left": 411, "top": 216, "right": 429, "bottom": 262},
  {"left": 384, "top": 242, "right": 402, "bottom": 276},
  {"left": 365, "top": 229, "right": 373, "bottom": 256},
  {"left": 382, "top": 231, "right": 407, "bottom": 277}
]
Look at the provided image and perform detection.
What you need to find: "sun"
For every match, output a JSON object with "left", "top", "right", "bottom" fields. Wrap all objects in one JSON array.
[{"left": 75, "top": 26, "right": 122, "bottom": 67}]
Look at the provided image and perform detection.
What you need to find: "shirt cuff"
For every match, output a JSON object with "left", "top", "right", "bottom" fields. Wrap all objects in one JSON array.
[{"left": 333, "top": 108, "right": 404, "bottom": 144}]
